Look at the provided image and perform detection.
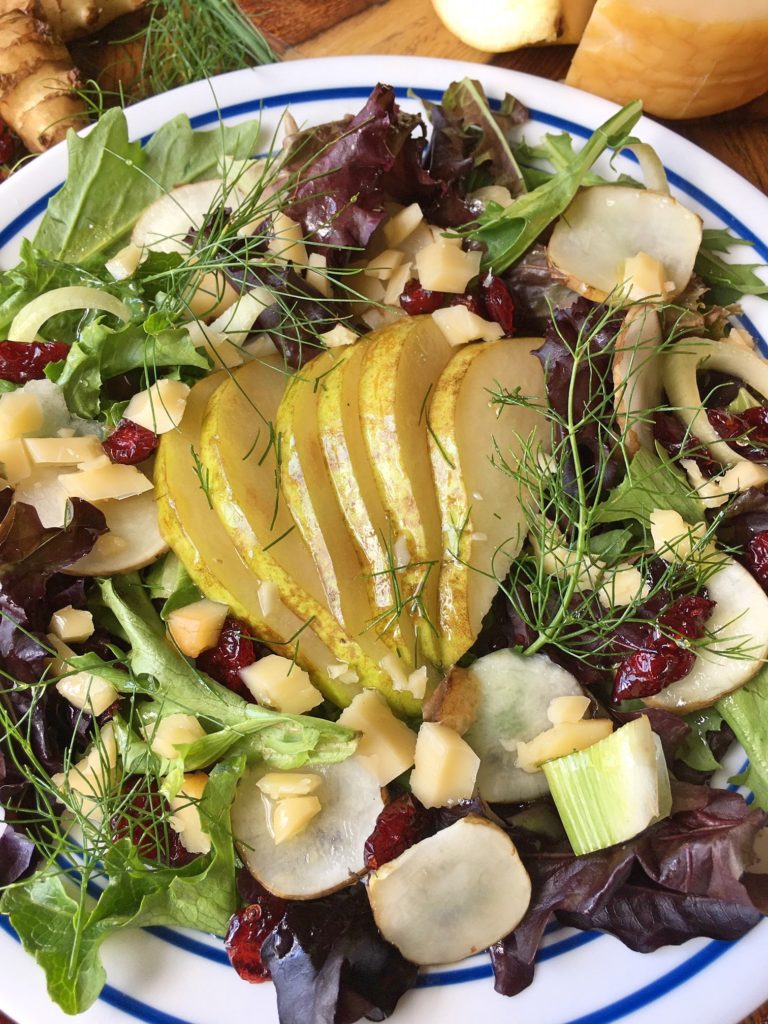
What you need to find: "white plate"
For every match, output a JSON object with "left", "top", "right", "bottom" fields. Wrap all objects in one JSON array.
[{"left": 1, "top": 55, "right": 767, "bottom": 1024}]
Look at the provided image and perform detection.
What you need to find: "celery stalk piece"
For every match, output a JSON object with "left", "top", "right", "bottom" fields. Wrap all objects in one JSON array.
[{"left": 542, "top": 716, "right": 672, "bottom": 855}]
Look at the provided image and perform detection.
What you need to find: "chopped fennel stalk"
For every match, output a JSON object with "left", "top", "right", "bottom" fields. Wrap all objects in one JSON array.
[{"left": 542, "top": 717, "right": 672, "bottom": 856}]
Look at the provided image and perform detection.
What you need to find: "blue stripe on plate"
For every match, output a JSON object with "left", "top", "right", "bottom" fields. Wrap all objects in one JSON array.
[{"left": 0, "top": 81, "right": 763, "bottom": 1022}]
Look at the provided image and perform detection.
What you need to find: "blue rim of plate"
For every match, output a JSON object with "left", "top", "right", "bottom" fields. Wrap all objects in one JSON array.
[{"left": 0, "top": 82, "right": 763, "bottom": 1024}]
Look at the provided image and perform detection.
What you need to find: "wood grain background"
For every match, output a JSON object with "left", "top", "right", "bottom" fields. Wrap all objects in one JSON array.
[{"left": 3, "top": 3, "right": 767, "bottom": 1024}]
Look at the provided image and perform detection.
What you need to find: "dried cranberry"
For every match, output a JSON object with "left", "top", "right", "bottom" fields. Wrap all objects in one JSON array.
[
  {"left": 449, "top": 289, "right": 486, "bottom": 318},
  {"left": 706, "top": 406, "right": 768, "bottom": 461},
  {"left": 197, "top": 616, "right": 265, "bottom": 699},
  {"left": 706, "top": 407, "right": 744, "bottom": 440},
  {"left": 653, "top": 412, "right": 718, "bottom": 477},
  {"left": 612, "top": 635, "right": 695, "bottom": 702},
  {"left": 659, "top": 594, "right": 716, "bottom": 640},
  {"left": 399, "top": 278, "right": 445, "bottom": 315},
  {"left": 110, "top": 782, "right": 194, "bottom": 868},
  {"left": 745, "top": 530, "right": 768, "bottom": 588},
  {"left": 102, "top": 418, "right": 159, "bottom": 464},
  {"left": 0, "top": 340, "right": 69, "bottom": 383},
  {"left": 363, "top": 793, "right": 431, "bottom": 870},
  {"left": 0, "top": 121, "right": 16, "bottom": 165},
  {"left": 741, "top": 405, "right": 768, "bottom": 444},
  {"left": 225, "top": 894, "right": 287, "bottom": 983},
  {"left": 481, "top": 275, "right": 516, "bottom": 335}
]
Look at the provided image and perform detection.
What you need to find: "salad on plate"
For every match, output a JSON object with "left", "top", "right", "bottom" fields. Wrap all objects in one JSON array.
[{"left": 0, "top": 76, "right": 767, "bottom": 1024}]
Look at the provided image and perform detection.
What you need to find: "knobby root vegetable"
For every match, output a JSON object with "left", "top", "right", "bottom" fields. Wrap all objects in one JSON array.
[
  {"left": 0, "top": 2, "right": 86, "bottom": 151},
  {"left": 36, "top": 0, "right": 147, "bottom": 41}
]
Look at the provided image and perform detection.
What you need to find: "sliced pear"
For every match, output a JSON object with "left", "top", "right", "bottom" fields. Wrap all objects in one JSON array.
[
  {"left": 644, "top": 558, "right": 768, "bottom": 713},
  {"left": 613, "top": 305, "right": 663, "bottom": 455},
  {"left": 428, "top": 337, "right": 547, "bottom": 666},
  {"left": 202, "top": 360, "right": 416, "bottom": 712},
  {"left": 315, "top": 343, "right": 417, "bottom": 662},
  {"left": 156, "top": 373, "right": 356, "bottom": 707},
  {"left": 232, "top": 757, "right": 384, "bottom": 899},
  {"left": 358, "top": 316, "right": 455, "bottom": 665},
  {"left": 368, "top": 816, "right": 531, "bottom": 965},
  {"left": 131, "top": 179, "right": 243, "bottom": 255},
  {"left": 65, "top": 490, "right": 167, "bottom": 576},
  {"left": 548, "top": 186, "right": 702, "bottom": 302}
]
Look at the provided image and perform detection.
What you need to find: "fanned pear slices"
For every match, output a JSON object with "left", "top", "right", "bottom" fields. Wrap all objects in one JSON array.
[
  {"left": 201, "top": 359, "right": 407, "bottom": 709},
  {"left": 276, "top": 350, "right": 418, "bottom": 688},
  {"left": 368, "top": 816, "right": 531, "bottom": 965},
  {"left": 359, "top": 316, "right": 455, "bottom": 666},
  {"left": 232, "top": 757, "right": 384, "bottom": 899},
  {"left": 644, "top": 558, "right": 768, "bottom": 713},
  {"left": 315, "top": 343, "right": 418, "bottom": 663},
  {"left": 155, "top": 374, "right": 345, "bottom": 697},
  {"left": 428, "top": 337, "right": 547, "bottom": 666}
]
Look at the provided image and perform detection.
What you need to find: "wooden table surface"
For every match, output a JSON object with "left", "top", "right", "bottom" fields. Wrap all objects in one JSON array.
[{"left": 2, "top": 3, "right": 766, "bottom": 1024}]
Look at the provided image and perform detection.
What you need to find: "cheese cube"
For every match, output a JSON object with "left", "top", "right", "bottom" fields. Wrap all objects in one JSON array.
[
  {"left": 383, "top": 261, "right": 413, "bottom": 306},
  {"left": 257, "top": 772, "right": 321, "bottom": 799},
  {"left": 409, "top": 722, "right": 480, "bottom": 808},
  {"left": 305, "top": 253, "right": 332, "bottom": 298},
  {"left": 24, "top": 436, "right": 102, "bottom": 465},
  {"left": 169, "top": 772, "right": 211, "bottom": 854},
  {"left": 365, "top": 249, "right": 405, "bottom": 282},
  {"left": 270, "top": 795, "right": 322, "bottom": 844},
  {"left": 268, "top": 212, "right": 308, "bottom": 266},
  {"left": 0, "top": 438, "right": 32, "bottom": 484},
  {"left": 546, "top": 695, "right": 591, "bottom": 726},
  {"left": 516, "top": 720, "right": 614, "bottom": 773},
  {"left": 49, "top": 605, "right": 94, "bottom": 643},
  {"left": 167, "top": 599, "right": 228, "bottom": 658},
  {"left": 47, "top": 633, "right": 75, "bottom": 675},
  {"left": 0, "top": 390, "right": 43, "bottom": 442},
  {"left": 321, "top": 324, "right": 359, "bottom": 349},
  {"left": 146, "top": 713, "right": 206, "bottom": 760},
  {"left": 431, "top": 305, "right": 504, "bottom": 347},
  {"left": 59, "top": 462, "right": 153, "bottom": 501},
  {"left": 56, "top": 671, "right": 119, "bottom": 716},
  {"left": 338, "top": 690, "right": 417, "bottom": 786},
  {"left": 620, "top": 251, "right": 669, "bottom": 302},
  {"left": 649, "top": 508, "right": 709, "bottom": 563},
  {"left": 384, "top": 203, "right": 423, "bottom": 247},
  {"left": 123, "top": 380, "right": 190, "bottom": 434},
  {"left": 415, "top": 241, "right": 481, "bottom": 293},
  {"left": 52, "top": 723, "right": 117, "bottom": 822},
  {"left": 240, "top": 655, "right": 323, "bottom": 714},
  {"left": 106, "top": 243, "right": 142, "bottom": 281}
]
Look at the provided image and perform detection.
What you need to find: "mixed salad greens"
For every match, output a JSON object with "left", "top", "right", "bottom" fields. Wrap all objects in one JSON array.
[{"left": 1, "top": 78, "right": 768, "bottom": 1023}]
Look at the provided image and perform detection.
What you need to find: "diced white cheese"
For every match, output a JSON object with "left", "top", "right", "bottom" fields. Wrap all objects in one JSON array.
[
  {"left": 123, "top": 380, "right": 190, "bottom": 434},
  {"left": 239, "top": 655, "right": 323, "bottom": 714},
  {"left": 49, "top": 605, "right": 94, "bottom": 643},
  {"left": 146, "top": 713, "right": 206, "bottom": 760},
  {"left": 620, "top": 251, "right": 670, "bottom": 302},
  {"left": 24, "top": 436, "right": 102, "bottom": 465},
  {"left": 47, "top": 633, "right": 74, "bottom": 675},
  {"left": 59, "top": 462, "right": 153, "bottom": 501},
  {"left": 516, "top": 719, "right": 613, "bottom": 773},
  {"left": 546, "top": 695, "right": 591, "bottom": 726},
  {"left": 305, "top": 253, "right": 332, "bottom": 298},
  {"left": 268, "top": 212, "right": 308, "bottom": 266},
  {"left": 78, "top": 453, "right": 112, "bottom": 471},
  {"left": 405, "top": 666, "right": 428, "bottom": 700},
  {"left": 431, "top": 305, "right": 504, "bottom": 347},
  {"left": 56, "top": 671, "right": 119, "bottom": 716},
  {"left": 649, "top": 508, "right": 711, "bottom": 563},
  {"left": 0, "top": 438, "right": 32, "bottom": 484},
  {"left": 270, "top": 795, "right": 322, "bottom": 844},
  {"left": 384, "top": 203, "right": 423, "bottom": 247},
  {"left": 338, "top": 690, "right": 417, "bottom": 786},
  {"left": 256, "top": 772, "right": 321, "bottom": 799},
  {"left": 321, "top": 324, "right": 359, "bottom": 349},
  {"left": 415, "top": 241, "right": 481, "bottom": 293},
  {"left": 383, "top": 260, "right": 413, "bottom": 306},
  {"left": 409, "top": 722, "right": 480, "bottom": 808},
  {"left": 365, "top": 249, "right": 405, "bottom": 282},
  {"left": 0, "top": 390, "right": 43, "bottom": 442},
  {"left": 106, "top": 243, "right": 142, "bottom": 281},
  {"left": 169, "top": 772, "right": 211, "bottom": 854},
  {"left": 596, "top": 563, "right": 647, "bottom": 610},
  {"left": 257, "top": 579, "right": 281, "bottom": 618},
  {"left": 51, "top": 723, "right": 118, "bottom": 822},
  {"left": 167, "top": 599, "right": 229, "bottom": 658}
]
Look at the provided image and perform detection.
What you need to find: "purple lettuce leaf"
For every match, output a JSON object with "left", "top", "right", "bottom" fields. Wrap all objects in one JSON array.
[{"left": 0, "top": 820, "right": 36, "bottom": 886}]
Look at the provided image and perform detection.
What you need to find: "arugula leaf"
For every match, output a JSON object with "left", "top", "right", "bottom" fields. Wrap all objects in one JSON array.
[
  {"left": 34, "top": 108, "right": 261, "bottom": 264},
  {"left": 594, "top": 448, "right": 704, "bottom": 527},
  {"left": 514, "top": 132, "right": 642, "bottom": 192},
  {"left": 1, "top": 760, "right": 242, "bottom": 1014},
  {"left": 467, "top": 100, "right": 642, "bottom": 272},
  {"left": 718, "top": 664, "right": 768, "bottom": 811},
  {"left": 700, "top": 228, "right": 753, "bottom": 253},
  {"left": 50, "top": 318, "right": 209, "bottom": 419},
  {"left": 693, "top": 228, "right": 767, "bottom": 305}
]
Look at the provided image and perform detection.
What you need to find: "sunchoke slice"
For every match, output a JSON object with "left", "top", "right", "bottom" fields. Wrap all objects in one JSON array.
[
  {"left": 368, "top": 816, "right": 531, "bottom": 965},
  {"left": 613, "top": 305, "right": 663, "bottom": 454},
  {"left": 232, "top": 757, "right": 384, "bottom": 900},
  {"left": 662, "top": 337, "right": 768, "bottom": 466},
  {"left": 548, "top": 186, "right": 702, "bottom": 302},
  {"left": 645, "top": 558, "right": 768, "bottom": 713}
]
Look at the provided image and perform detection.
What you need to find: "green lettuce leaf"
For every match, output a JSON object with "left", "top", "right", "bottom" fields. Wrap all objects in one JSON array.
[
  {"left": 594, "top": 448, "right": 704, "bottom": 527},
  {"left": 676, "top": 708, "right": 724, "bottom": 774},
  {"left": 34, "top": 108, "right": 261, "bottom": 264},
  {"left": 718, "top": 664, "right": 768, "bottom": 811},
  {"left": 1, "top": 759, "right": 242, "bottom": 1014}
]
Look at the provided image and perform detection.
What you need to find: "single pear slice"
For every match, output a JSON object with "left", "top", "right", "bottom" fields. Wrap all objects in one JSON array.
[
  {"left": 232, "top": 756, "right": 384, "bottom": 899},
  {"left": 368, "top": 816, "right": 531, "bottom": 965},
  {"left": 644, "top": 558, "right": 768, "bottom": 713},
  {"left": 155, "top": 374, "right": 351, "bottom": 705},
  {"left": 358, "top": 316, "right": 455, "bottom": 666},
  {"left": 65, "top": 490, "right": 167, "bottom": 575},
  {"left": 428, "top": 337, "right": 547, "bottom": 666},
  {"left": 315, "top": 343, "right": 418, "bottom": 662},
  {"left": 202, "top": 360, "right": 417, "bottom": 713}
]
